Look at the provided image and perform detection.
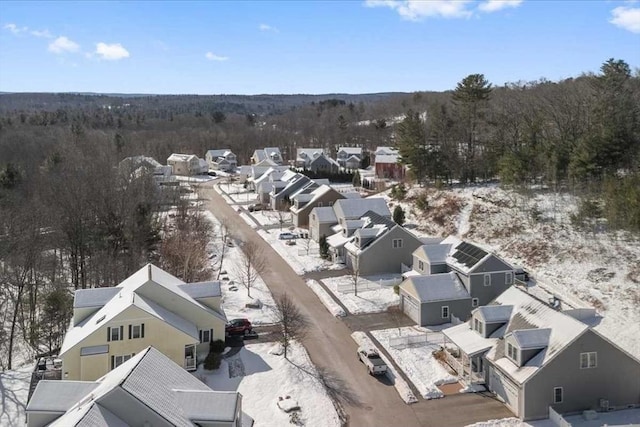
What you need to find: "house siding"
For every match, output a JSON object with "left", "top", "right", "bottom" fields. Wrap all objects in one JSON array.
[
  {"left": 350, "top": 227, "right": 422, "bottom": 276},
  {"left": 430, "top": 263, "right": 448, "bottom": 274},
  {"left": 468, "top": 271, "right": 513, "bottom": 306},
  {"left": 294, "top": 190, "right": 343, "bottom": 228},
  {"left": 523, "top": 330, "right": 640, "bottom": 420},
  {"left": 421, "top": 298, "right": 472, "bottom": 326},
  {"left": 62, "top": 305, "right": 198, "bottom": 381}
]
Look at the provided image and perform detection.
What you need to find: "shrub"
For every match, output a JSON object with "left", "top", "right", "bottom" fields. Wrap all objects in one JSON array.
[
  {"left": 210, "top": 339, "right": 225, "bottom": 354},
  {"left": 415, "top": 191, "right": 429, "bottom": 212},
  {"left": 203, "top": 352, "right": 222, "bottom": 370},
  {"left": 393, "top": 284, "right": 400, "bottom": 295}
]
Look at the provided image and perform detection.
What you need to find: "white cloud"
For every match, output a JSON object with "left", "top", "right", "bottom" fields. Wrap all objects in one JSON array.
[
  {"left": 95, "top": 42, "right": 130, "bottom": 60},
  {"left": 205, "top": 51, "right": 229, "bottom": 61},
  {"left": 30, "top": 29, "right": 52, "bottom": 38},
  {"left": 610, "top": 6, "right": 640, "bottom": 33},
  {"left": 48, "top": 36, "right": 80, "bottom": 54},
  {"left": 259, "top": 23, "right": 279, "bottom": 32},
  {"left": 478, "top": 0, "right": 522, "bottom": 13},
  {"left": 364, "top": 0, "right": 473, "bottom": 20},
  {"left": 4, "top": 23, "right": 28, "bottom": 34}
]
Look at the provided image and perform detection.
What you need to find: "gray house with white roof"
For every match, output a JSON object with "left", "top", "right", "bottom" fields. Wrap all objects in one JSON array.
[
  {"left": 252, "top": 147, "right": 283, "bottom": 165},
  {"left": 291, "top": 184, "right": 349, "bottom": 228},
  {"left": 26, "top": 346, "right": 252, "bottom": 427},
  {"left": 336, "top": 146, "right": 363, "bottom": 168},
  {"left": 443, "top": 286, "right": 640, "bottom": 420},
  {"left": 399, "top": 237, "right": 515, "bottom": 326},
  {"left": 205, "top": 149, "right": 237, "bottom": 172}
]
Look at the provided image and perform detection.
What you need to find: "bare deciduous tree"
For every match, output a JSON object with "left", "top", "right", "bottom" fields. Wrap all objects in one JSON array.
[
  {"left": 349, "top": 255, "right": 360, "bottom": 296},
  {"left": 216, "top": 219, "right": 231, "bottom": 280},
  {"left": 273, "top": 293, "right": 309, "bottom": 360},
  {"left": 234, "top": 241, "right": 265, "bottom": 298}
]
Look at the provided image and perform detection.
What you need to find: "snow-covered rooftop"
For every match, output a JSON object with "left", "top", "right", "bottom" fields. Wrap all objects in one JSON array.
[
  {"left": 475, "top": 305, "right": 514, "bottom": 323},
  {"left": 510, "top": 328, "right": 551, "bottom": 350},
  {"left": 443, "top": 322, "right": 498, "bottom": 357},
  {"left": 178, "top": 281, "right": 221, "bottom": 299},
  {"left": 413, "top": 244, "right": 451, "bottom": 264},
  {"left": 375, "top": 154, "right": 399, "bottom": 164},
  {"left": 311, "top": 206, "right": 337, "bottom": 223},
  {"left": 401, "top": 272, "right": 470, "bottom": 303},
  {"left": 73, "top": 287, "right": 119, "bottom": 308},
  {"left": 326, "top": 232, "right": 353, "bottom": 248},
  {"left": 338, "top": 147, "right": 362, "bottom": 155},
  {"left": 333, "top": 197, "right": 390, "bottom": 220}
]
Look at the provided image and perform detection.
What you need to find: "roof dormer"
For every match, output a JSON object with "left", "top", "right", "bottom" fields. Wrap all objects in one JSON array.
[{"left": 505, "top": 328, "right": 551, "bottom": 367}]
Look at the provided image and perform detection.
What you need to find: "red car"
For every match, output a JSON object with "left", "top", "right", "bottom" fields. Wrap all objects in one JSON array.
[{"left": 225, "top": 318, "right": 253, "bottom": 336}]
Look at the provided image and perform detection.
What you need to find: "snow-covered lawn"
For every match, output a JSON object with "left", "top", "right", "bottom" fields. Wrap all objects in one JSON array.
[
  {"left": 351, "top": 331, "right": 417, "bottom": 404},
  {"left": 0, "top": 366, "right": 31, "bottom": 427},
  {"left": 321, "top": 275, "right": 400, "bottom": 314},
  {"left": 306, "top": 280, "right": 346, "bottom": 317},
  {"left": 257, "top": 229, "right": 343, "bottom": 275},
  {"left": 251, "top": 210, "right": 293, "bottom": 227},
  {"left": 370, "top": 326, "right": 457, "bottom": 400},
  {"left": 466, "top": 407, "right": 640, "bottom": 427},
  {"left": 196, "top": 342, "right": 340, "bottom": 427},
  {"left": 239, "top": 212, "right": 259, "bottom": 229}
]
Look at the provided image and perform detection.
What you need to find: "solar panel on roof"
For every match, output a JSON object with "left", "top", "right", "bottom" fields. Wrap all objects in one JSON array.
[{"left": 451, "top": 242, "right": 488, "bottom": 268}]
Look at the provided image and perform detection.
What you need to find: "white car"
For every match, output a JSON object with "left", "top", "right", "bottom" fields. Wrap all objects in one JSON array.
[{"left": 278, "top": 232, "right": 296, "bottom": 240}]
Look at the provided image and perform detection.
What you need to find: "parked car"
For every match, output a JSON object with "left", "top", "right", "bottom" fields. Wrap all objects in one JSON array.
[
  {"left": 357, "top": 347, "right": 388, "bottom": 376},
  {"left": 225, "top": 318, "right": 253, "bottom": 336},
  {"left": 278, "top": 232, "right": 296, "bottom": 240},
  {"left": 285, "top": 239, "right": 296, "bottom": 246},
  {"left": 248, "top": 203, "right": 264, "bottom": 212},
  {"left": 514, "top": 266, "right": 530, "bottom": 282},
  {"left": 207, "top": 171, "right": 217, "bottom": 177}
]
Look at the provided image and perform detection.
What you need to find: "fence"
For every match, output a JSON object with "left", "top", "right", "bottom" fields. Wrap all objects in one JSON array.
[
  {"left": 298, "top": 247, "right": 320, "bottom": 256},
  {"left": 337, "top": 280, "right": 382, "bottom": 294},
  {"left": 549, "top": 406, "right": 572, "bottom": 427},
  {"left": 389, "top": 333, "right": 428, "bottom": 349}
]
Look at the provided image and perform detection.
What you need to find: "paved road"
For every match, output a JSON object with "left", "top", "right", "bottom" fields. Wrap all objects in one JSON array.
[{"left": 197, "top": 183, "right": 512, "bottom": 427}]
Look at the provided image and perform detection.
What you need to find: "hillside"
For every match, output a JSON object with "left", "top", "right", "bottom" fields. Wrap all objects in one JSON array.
[{"left": 384, "top": 184, "right": 640, "bottom": 357}]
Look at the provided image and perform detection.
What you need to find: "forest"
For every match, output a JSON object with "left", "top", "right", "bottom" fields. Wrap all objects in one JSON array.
[{"left": 0, "top": 57, "right": 638, "bottom": 369}]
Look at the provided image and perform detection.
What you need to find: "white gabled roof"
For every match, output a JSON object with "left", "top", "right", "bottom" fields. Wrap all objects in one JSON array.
[
  {"left": 338, "top": 146, "right": 362, "bottom": 155},
  {"left": 167, "top": 153, "right": 197, "bottom": 162},
  {"left": 375, "top": 146, "right": 398, "bottom": 155},
  {"left": 333, "top": 197, "right": 390, "bottom": 220},
  {"left": 443, "top": 322, "right": 498, "bottom": 357},
  {"left": 510, "top": 328, "right": 551, "bottom": 350},
  {"left": 401, "top": 272, "right": 470, "bottom": 303},
  {"left": 375, "top": 154, "right": 399, "bottom": 164},
  {"left": 475, "top": 305, "right": 513, "bottom": 323},
  {"left": 312, "top": 206, "right": 337, "bottom": 223}
]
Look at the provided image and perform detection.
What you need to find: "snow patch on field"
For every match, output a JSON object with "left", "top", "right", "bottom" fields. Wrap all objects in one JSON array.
[
  {"left": 322, "top": 275, "right": 400, "bottom": 314},
  {"left": 0, "top": 366, "right": 31, "bottom": 427},
  {"left": 197, "top": 341, "right": 340, "bottom": 427},
  {"left": 306, "top": 280, "right": 346, "bottom": 317}
]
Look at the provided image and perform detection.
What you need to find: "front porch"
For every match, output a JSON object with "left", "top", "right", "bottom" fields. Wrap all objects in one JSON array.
[{"left": 442, "top": 322, "right": 498, "bottom": 386}]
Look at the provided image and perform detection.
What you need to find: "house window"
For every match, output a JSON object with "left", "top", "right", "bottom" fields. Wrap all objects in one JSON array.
[
  {"left": 441, "top": 306, "right": 449, "bottom": 318},
  {"left": 418, "top": 260, "right": 424, "bottom": 271},
  {"left": 392, "top": 239, "right": 403, "bottom": 249},
  {"left": 472, "top": 298, "right": 479, "bottom": 307},
  {"left": 107, "top": 326, "right": 124, "bottom": 342},
  {"left": 484, "top": 274, "right": 491, "bottom": 286},
  {"left": 505, "top": 272, "right": 513, "bottom": 285},
  {"left": 474, "top": 318, "right": 483, "bottom": 335},
  {"left": 129, "top": 324, "right": 145, "bottom": 339},
  {"left": 507, "top": 343, "right": 518, "bottom": 362},
  {"left": 580, "top": 352, "right": 597, "bottom": 369},
  {"left": 111, "top": 354, "right": 133, "bottom": 370},
  {"left": 553, "top": 387, "right": 563, "bottom": 404},
  {"left": 199, "top": 329, "right": 212, "bottom": 343}
]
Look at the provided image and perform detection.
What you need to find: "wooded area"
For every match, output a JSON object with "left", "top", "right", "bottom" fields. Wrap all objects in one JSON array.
[{"left": 0, "top": 57, "right": 637, "bottom": 369}]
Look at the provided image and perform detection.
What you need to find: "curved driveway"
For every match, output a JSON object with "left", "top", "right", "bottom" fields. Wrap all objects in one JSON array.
[{"left": 197, "top": 183, "right": 511, "bottom": 427}]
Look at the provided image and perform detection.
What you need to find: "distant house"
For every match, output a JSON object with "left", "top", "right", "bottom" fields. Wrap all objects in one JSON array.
[
  {"left": 336, "top": 147, "right": 363, "bottom": 168},
  {"left": 443, "top": 287, "right": 640, "bottom": 420},
  {"left": 205, "top": 149, "right": 237, "bottom": 172},
  {"left": 269, "top": 172, "right": 314, "bottom": 211},
  {"left": 59, "top": 264, "right": 226, "bottom": 381},
  {"left": 291, "top": 184, "right": 350, "bottom": 228},
  {"left": 119, "top": 156, "right": 171, "bottom": 179},
  {"left": 26, "top": 346, "right": 253, "bottom": 427},
  {"left": 308, "top": 153, "right": 340, "bottom": 173},
  {"left": 167, "top": 153, "right": 201, "bottom": 176},
  {"left": 252, "top": 147, "right": 283, "bottom": 165},
  {"left": 342, "top": 211, "right": 423, "bottom": 276},
  {"left": 296, "top": 148, "right": 325, "bottom": 168},
  {"left": 399, "top": 237, "right": 515, "bottom": 326},
  {"left": 309, "top": 207, "right": 338, "bottom": 242},
  {"left": 375, "top": 153, "right": 404, "bottom": 180}
]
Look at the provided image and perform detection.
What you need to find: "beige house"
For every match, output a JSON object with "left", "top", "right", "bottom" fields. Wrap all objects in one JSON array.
[
  {"left": 27, "top": 347, "right": 253, "bottom": 427},
  {"left": 59, "top": 264, "right": 226, "bottom": 381},
  {"left": 167, "top": 153, "right": 201, "bottom": 176}
]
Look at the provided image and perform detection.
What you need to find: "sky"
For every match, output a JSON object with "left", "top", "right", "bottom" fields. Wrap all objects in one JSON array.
[{"left": 0, "top": 1, "right": 639, "bottom": 95}]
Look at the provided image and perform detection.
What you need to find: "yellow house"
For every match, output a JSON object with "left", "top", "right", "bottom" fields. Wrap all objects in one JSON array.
[{"left": 59, "top": 264, "right": 227, "bottom": 381}]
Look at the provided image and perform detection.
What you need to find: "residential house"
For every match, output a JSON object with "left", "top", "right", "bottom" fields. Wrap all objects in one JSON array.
[
  {"left": 291, "top": 184, "right": 351, "bottom": 228},
  {"left": 269, "top": 172, "right": 316, "bottom": 211},
  {"left": 296, "top": 148, "right": 324, "bottom": 168},
  {"left": 26, "top": 346, "right": 253, "bottom": 427},
  {"left": 375, "top": 153, "right": 404, "bottom": 180},
  {"left": 167, "top": 153, "right": 201, "bottom": 176},
  {"left": 253, "top": 167, "right": 290, "bottom": 204},
  {"left": 442, "top": 286, "right": 640, "bottom": 420},
  {"left": 342, "top": 211, "right": 423, "bottom": 276},
  {"left": 205, "top": 149, "right": 237, "bottom": 172},
  {"left": 309, "top": 153, "right": 340, "bottom": 173},
  {"left": 252, "top": 147, "right": 283, "bottom": 165},
  {"left": 309, "top": 207, "right": 338, "bottom": 242},
  {"left": 59, "top": 264, "right": 227, "bottom": 381},
  {"left": 119, "top": 156, "right": 171, "bottom": 179},
  {"left": 399, "top": 237, "right": 515, "bottom": 326},
  {"left": 336, "top": 147, "right": 363, "bottom": 169}
]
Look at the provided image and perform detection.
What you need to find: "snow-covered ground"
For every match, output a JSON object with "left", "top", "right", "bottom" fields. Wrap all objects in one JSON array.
[
  {"left": 370, "top": 326, "right": 457, "bottom": 400},
  {"left": 383, "top": 184, "right": 640, "bottom": 356},
  {"left": 197, "top": 341, "right": 340, "bottom": 427},
  {"left": 306, "top": 280, "right": 346, "bottom": 317},
  {"left": 251, "top": 210, "right": 292, "bottom": 227},
  {"left": 466, "top": 407, "right": 640, "bottom": 427},
  {"left": 321, "top": 275, "right": 400, "bottom": 314},
  {"left": 0, "top": 366, "right": 32, "bottom": 427}
]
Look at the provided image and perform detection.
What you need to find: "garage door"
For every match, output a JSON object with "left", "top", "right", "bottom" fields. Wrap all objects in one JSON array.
[
  {"left": 402, "top": 294, "right": 420, "bottom": 324},
  {"left": 489, "top": 366, "right": 519, "bottom": 416}
]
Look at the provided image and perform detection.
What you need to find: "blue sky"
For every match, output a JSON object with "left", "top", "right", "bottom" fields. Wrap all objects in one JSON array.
[{"left": 0, "top": 1, "right": 638, "bottom": 94}]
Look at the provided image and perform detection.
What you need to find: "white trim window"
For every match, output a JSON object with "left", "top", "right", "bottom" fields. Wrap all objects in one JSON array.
[
  {"left": 107, "top": 326, "right": 123, "bottom": 342},
  {"left": 200, "top": 329, "right": 213, "bottom": 343},
  {"left": 472, "top": 298, "right": 479, "bottom": 307},
  {"left": 507, "top": 342, "right": 518, "bottom": 362},
  {"left": 111, "top": 354, "right": 132, "bottom": 370},
  {"left": 418, "top": 260, "right": 424, "bottom": 272},
  {"left": 484, "top": 274, "right": 491, "bottom": 286},
  {"left": 580, "top": 352, "right": 597, "bottom": 369},
  {"left": 505, "top": 271, "right": 513, "bottom": 285},
  {"left": 553, "top": 387, "right": 563, "bottom": 403},
  {"left": 441, "top": 306, "right": 449, "bottom": 318},
  {"left": 392, "top": 239, "right": 403, "bottom": 249},
  {"left": 129, "top": 324, "right": 144, "bottom": 339}
]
